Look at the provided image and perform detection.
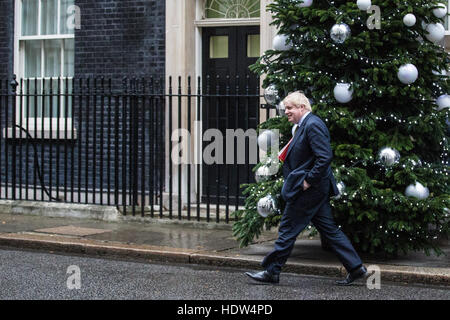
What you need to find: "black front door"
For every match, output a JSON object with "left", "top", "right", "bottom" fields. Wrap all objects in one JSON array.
[{"left": 202, "top": 26, "right": 260, "bottom": 206}]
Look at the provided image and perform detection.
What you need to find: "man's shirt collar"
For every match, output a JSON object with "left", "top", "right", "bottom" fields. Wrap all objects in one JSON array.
[{"left": 298, "top": 111, "right": 311, "bottom": 127}]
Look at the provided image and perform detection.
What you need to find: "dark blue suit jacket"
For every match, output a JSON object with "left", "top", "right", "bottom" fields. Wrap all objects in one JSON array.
[{"left": 281, "top": 113, "right": 339, "bottom": 203}]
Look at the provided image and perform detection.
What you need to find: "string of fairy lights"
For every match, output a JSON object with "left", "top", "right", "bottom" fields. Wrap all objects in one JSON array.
[{"left": 254, "top": 1, "right": 450, "bottom": 225}]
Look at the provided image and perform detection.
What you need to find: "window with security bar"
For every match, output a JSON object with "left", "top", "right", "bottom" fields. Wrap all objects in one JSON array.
[{"left": 15, "top": 0, "right": 75, "bottom": 136}]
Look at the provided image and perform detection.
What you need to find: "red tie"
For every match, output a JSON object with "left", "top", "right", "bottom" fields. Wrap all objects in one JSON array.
[
  {"left": 278, "top": 137, "right": 293, "bottom": 162},
  {"left": 278, "top": 125, "right": 299, "bottom": 162}
]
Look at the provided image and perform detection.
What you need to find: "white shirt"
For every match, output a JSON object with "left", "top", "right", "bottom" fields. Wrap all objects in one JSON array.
[{"left": 298, "top": 111, "right": 311, "bottom": 128}]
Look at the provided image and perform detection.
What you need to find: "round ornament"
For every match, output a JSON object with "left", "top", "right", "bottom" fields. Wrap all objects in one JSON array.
[
  {"left": 397, "top": 64, "right": 418, "bottom": 84},
  {"left": 378, "top": 147, "right": 400, "bottom": 167},
  {"left": 277, "top": 101, "right": 286, "bottom": 116},
  {"left": 264, "top": 84, "right": 280, "bottom": 106},
  {"left": 333, "top": 83, "right": 353, "bottom": 103},
  {"left": 403, "top": 14, "right": 416, "bottom": 27},
  {"left": 257, "top": 195, "right": 277, "bottom": 218},
  {"left": 425, "top": 23, "right": 445, "bottom": 43},
  {"left": 405, "top": 182, "right": 429, "bottom": 200},
  {"left": 436, "top": 94, "right": 450, "bottom": 111},
  {"left": 255, "top": 166, "right": 273, "bottom": 183},
  {"left": 330, "top": 23, "right": 351, "bottom": 44},
  {"left": 433, "top": 4, "right": 447, "bottom": 19},
  {"left": 273, "top": 34, "right": 292, "bottom": 51},
  {"left": 357, "top": 0, "right": 371, "bottom": 11},
  {"left": 297, "top": 0, "right": 313, "bottom": 7},
  {"left": 257, "top": 130, "right": 278, "bottom": 152}
]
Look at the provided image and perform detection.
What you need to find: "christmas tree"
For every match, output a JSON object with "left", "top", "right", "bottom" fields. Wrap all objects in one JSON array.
[{"left": 232, "top": 0, "right": 450, "bottom": 257}]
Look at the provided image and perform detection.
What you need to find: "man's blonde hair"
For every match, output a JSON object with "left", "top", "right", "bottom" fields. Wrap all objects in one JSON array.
[{"left": 283, "top": 91, "right": 312, "bottom": 111}]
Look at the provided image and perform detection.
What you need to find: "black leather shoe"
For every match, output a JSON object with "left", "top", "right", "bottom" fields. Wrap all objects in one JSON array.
[
  {"left": 245, "top": 270, "right": 279, "bottom": 284},
  {"left": 336, "top": 265, "right": 368, "bottom": 286}
]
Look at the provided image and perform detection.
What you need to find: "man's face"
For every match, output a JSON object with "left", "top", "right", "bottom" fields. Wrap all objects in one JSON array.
[{"left": 284, "top": 102, "right": 306, "bottom": 124}]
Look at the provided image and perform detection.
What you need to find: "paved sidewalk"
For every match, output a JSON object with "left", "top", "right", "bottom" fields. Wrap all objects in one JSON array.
[{"left": 0, "top": 211, "right": 448, "bottom": 287}]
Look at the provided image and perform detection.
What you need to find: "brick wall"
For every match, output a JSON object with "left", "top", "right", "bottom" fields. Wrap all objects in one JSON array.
[
  {"left": 0, "top": 0, "right": 166, "bottom": 204},
  {"left": 75, "top": 0, "right": 165, "bottom": 83},
  {"left": 0, "top": 0, "right": 13, "bottom": 79}
]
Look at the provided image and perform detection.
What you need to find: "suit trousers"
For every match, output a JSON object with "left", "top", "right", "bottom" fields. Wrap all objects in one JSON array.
[{"left": 262, "top": 184, "right": 362, "bottom": 275}]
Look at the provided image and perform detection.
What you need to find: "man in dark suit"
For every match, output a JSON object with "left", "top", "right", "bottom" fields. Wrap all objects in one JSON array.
[{"left": 246, "top": 91, "right": 367, "bottom": 285}]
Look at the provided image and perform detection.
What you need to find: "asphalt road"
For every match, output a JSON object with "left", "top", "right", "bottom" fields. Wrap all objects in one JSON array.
[{"left": 0, "top": 247, "right": 448, "bottom": 300}]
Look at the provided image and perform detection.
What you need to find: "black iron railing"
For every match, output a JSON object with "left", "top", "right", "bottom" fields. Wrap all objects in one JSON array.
[{"left": 0, "top": 75, "right": 274, "bottom": 223}]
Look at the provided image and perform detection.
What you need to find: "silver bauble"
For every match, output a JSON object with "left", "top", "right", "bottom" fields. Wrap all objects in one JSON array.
[
  {"left": 257, "top": 195, "right": 277, "bottom": 218},
  {"left": 277, "top": 101, "right": 286, "bottom": 116},
  {"left": 255, "top": 166, "right": 273, "bottom": 183},
  {"left": 273, "top": 34, "right": 293, "bottom": 51},
  {"left": 378, "top": 147, "right": 400, "bottom": 167},
  {"left": 264, "top": 84, "right": 280, "bottom": 106},
  {"left": 405, "top": 182, "right": 429, "bottom": 200},
  {"left": 330, "top": 23, "right": 351, "bottom": 44},
  {"left": 257, "top": 130, "right": 278, "bottom": 152}
]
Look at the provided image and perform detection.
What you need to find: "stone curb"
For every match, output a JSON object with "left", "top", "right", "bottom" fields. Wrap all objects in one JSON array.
[{"left": 0, "top": 233, "right": 448, "bottom": 287}]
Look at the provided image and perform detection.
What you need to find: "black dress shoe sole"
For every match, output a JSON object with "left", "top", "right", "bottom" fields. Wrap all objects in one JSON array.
[
  {"left": 335, "top": 272, "right": 368, "bottom": 286},
  {"left": 245, "top": 272, "right": 279, "bottom": 284}
]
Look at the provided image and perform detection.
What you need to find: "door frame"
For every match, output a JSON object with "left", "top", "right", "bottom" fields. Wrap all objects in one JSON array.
[{"left": 164, "top": 0, "right": 275, "bottom": 207}]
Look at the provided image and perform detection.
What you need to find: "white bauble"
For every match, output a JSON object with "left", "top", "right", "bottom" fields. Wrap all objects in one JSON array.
[
  {"left": 273, "top": 34, "right": 292, "bottom": 51},
  {"left": 436, "top": 94, "right": 450, "bottom": 111},
  {"left": 425, "top": 23, "right": 445, "bottom": 43},
  {"left": 257, "top": 130, "right": 278, "bottom": 152},
  {"left": 297, "top": 0, "right": 313, "bottom": 7},
  {"left": 405, "top": 182, "right": 429, "bottom": 200},
  {"left": 333, "top": 83, "right": 353, "bottom": 103},
  {"left": 433, "top": 4, "right": 447, "bottom": 19},
  {"left": 357, "top": 0, "right": 371, "bottom": 11},
  {"left": 257, "top": 195, "right": 277, "bottom": 218},
  {"left": 403, "top": 14, "right": 416, "bottom": 27},
  {"left": 397, "top": 64, "right": 418, "bottom": 84}
]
